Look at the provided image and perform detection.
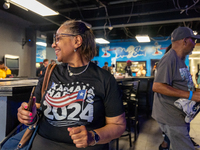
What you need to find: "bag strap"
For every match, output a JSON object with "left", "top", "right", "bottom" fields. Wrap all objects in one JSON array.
[
  {"left": 41, "top": 64, "right": 57, "bottom": 99},
  {"left": 16, "top": 64, "right": 57, "bottom": 149},
  {"left": 26, "top": 123, "right": 39, "bottom": 150}
]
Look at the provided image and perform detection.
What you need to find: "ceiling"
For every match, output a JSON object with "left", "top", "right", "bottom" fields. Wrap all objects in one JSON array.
[{"left": 0, "top": 0, "right": 200, "bottom": 42}]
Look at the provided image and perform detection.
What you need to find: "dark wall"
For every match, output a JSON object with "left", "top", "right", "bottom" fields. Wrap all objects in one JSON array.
[{"left": 46, "top": 33, "right": 53, "bottom": 47}]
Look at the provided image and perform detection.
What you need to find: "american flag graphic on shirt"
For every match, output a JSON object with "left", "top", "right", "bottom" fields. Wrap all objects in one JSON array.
[{"left": 45, "top": 90, "right": 87, "bottom": 108}]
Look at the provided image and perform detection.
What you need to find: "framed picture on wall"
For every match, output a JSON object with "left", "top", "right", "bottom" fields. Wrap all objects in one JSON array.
[
  {"left": 116, "top": 61, "right": 146, "bottom": 74},
  {"left": 131, "top": 61, "right": 146, "bottom": 73}
]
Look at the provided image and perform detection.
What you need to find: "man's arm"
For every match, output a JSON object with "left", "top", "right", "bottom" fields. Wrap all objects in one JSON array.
[
  {"left": 5, "top": 66, "right": 11, "bottom": 75},
  {"left": 124, "top": 66, "right": 127, "bottom": 72},
  {"left": 153, "top": 82, "right": 200, "bottom": 102}
]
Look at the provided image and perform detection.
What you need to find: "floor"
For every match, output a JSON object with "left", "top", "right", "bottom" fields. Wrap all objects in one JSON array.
[{"left": 109, "top": 113, "right": 200, "bottom": 150}]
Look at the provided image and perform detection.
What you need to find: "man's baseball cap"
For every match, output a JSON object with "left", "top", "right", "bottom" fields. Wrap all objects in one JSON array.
[{"left": 171, "top": 27, "right": 200, "bottom": 42}]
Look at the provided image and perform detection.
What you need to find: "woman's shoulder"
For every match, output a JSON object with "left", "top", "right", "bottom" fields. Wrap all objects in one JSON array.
[
  {"left": 53, "top": 63, "right": 67, "bottom": 71},
  {"left": 90, "top": 62, "right": 109, "bottom": 72},
  {"left": 89, "top": 62, "right": 114, "bottom": 79},
  {"left": 49, "top": 63, "right": 68, "bottom": 79}
]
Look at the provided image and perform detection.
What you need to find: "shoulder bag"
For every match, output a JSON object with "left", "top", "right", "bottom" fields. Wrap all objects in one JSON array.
[{"left": 1, "top": 64, "right": 57, "bottom": 150}]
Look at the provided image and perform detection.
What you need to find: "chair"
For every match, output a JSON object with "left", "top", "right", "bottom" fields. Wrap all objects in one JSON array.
[
  {"left": 136, "top": 78, "right": 151, "bottom": 117},
  {"left": 116, "top": 80, "right": 140, "bottom": 149},
  {"left": 124, "top": 80, "right": 140, "bottom": 142}
]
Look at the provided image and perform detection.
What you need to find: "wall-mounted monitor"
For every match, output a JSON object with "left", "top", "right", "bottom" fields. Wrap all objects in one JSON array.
[
  {"left": 4, "top": 54, "right": 19, "bottom": 77},
  {"left": 4, "top": 54, "right": 19, "bottom": 69}
]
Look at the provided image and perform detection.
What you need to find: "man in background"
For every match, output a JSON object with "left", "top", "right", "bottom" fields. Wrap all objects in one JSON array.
[
  {"left": 0, "top": 61, "right": 11, "bottom": 78},
  {"left": 102, "top": 62, "right": 111, "bottom": 73},
  {"left": 152, "top": 27, "right": 200, "bottom": 150},
  {"left": 36, "top": 59, "right": 49, "bottom": 77}
]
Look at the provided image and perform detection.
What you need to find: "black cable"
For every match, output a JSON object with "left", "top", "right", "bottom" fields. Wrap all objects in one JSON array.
[
  {"left": 70, "top": 0, "right": 84, "bottom": 19},
  {"left": 127, "top": 2, "right": 134, "bottom": 23},
  {"left": 172, "top": 0, "right": 178, "bottom": 9}
]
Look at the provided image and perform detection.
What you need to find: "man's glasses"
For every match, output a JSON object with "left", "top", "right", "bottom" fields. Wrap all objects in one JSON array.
[
  {"left": 191, "top": 37, "right": 197, "bottom": 43},
  {"left": 185, "top": 37, "right": 197, "bottom": 44},
  {"left": 53, "top": 33, "right": 78, "bottom": 44}
]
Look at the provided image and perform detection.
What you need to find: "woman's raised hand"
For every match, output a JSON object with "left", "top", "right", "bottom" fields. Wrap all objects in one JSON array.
[{"left": 17, "top": 96, "right": 37, "bottom": 125}]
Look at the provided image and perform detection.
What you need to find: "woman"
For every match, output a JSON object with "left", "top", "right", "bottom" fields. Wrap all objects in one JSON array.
[
  {"left": 0, "top": 61, "right": 12, "bottom": 78},
  {"left": 17, "top": 20, "right": 126, "bottom": 150},
  {"left": 137, "top": 65, "right": 146, "bottom": 77}
]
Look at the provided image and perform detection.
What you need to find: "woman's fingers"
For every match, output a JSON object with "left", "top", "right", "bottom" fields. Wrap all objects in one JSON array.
[{"left": 17, "top": 102, "right": 36, "bottom": 125}]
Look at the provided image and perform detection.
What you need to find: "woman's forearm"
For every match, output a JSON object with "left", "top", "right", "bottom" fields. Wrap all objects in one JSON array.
[{"left": 94, "top": 113, "right": 126, "bottom": 144}]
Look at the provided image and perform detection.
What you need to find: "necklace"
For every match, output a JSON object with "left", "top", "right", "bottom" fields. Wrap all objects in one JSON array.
[{"left": 67, "top": 62, "right": 90, "bottom": 76}]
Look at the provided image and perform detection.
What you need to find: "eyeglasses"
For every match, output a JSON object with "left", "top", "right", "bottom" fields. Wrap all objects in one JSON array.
[
  {"left": 191, "top": 37, "right": 197, "bottom": 43},
  {"left": 53, "top": 33, "right": 78, "bottom": 44},
  {"left": 185, "top": 37, "right": 197, "bottom": 44}
]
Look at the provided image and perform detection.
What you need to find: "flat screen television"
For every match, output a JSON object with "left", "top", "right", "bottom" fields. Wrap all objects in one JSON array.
[{"left": 4, "top": 54, "right": 19, "bottom": 69}]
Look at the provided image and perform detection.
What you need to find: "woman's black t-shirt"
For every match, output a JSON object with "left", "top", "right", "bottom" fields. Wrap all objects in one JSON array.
[{"left": 34, "top": 62, "right": 124, "bottom": 150}]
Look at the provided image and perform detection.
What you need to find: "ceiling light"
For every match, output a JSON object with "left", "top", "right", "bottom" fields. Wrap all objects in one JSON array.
[
  {"left": 10, "top": 0, "right": 59, "bottom": 16},
  {"left": 108, "top": 26, "right": 113, "bottom": 30},
  {"left": 193, "top": 31, "right": 198, "bottom": 35},
  {"left": 95, "top": 38, "right": 110, "bottom": 44},
  {"left": 36, "top": 42, "right": 47, "bottom": 47},
  {"left": 10, "top": 1, "right": 28, "bottom": 11},
  {"left": 192, "top": 51, "right": 200, "bottom": 54},
  {"left": 135, "top": 35, "right": 151, "bottom": 43},
  {"left": 189, "top": 57, "right": 200, "bottom": 60}
]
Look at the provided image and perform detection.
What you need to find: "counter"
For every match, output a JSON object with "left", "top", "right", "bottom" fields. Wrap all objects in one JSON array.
[
  {"left": 0, "top": 79, "right": 38, "bottom": 96},
  {"left": 0, "top": 79, "right": 38, "bottom": 141}
]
